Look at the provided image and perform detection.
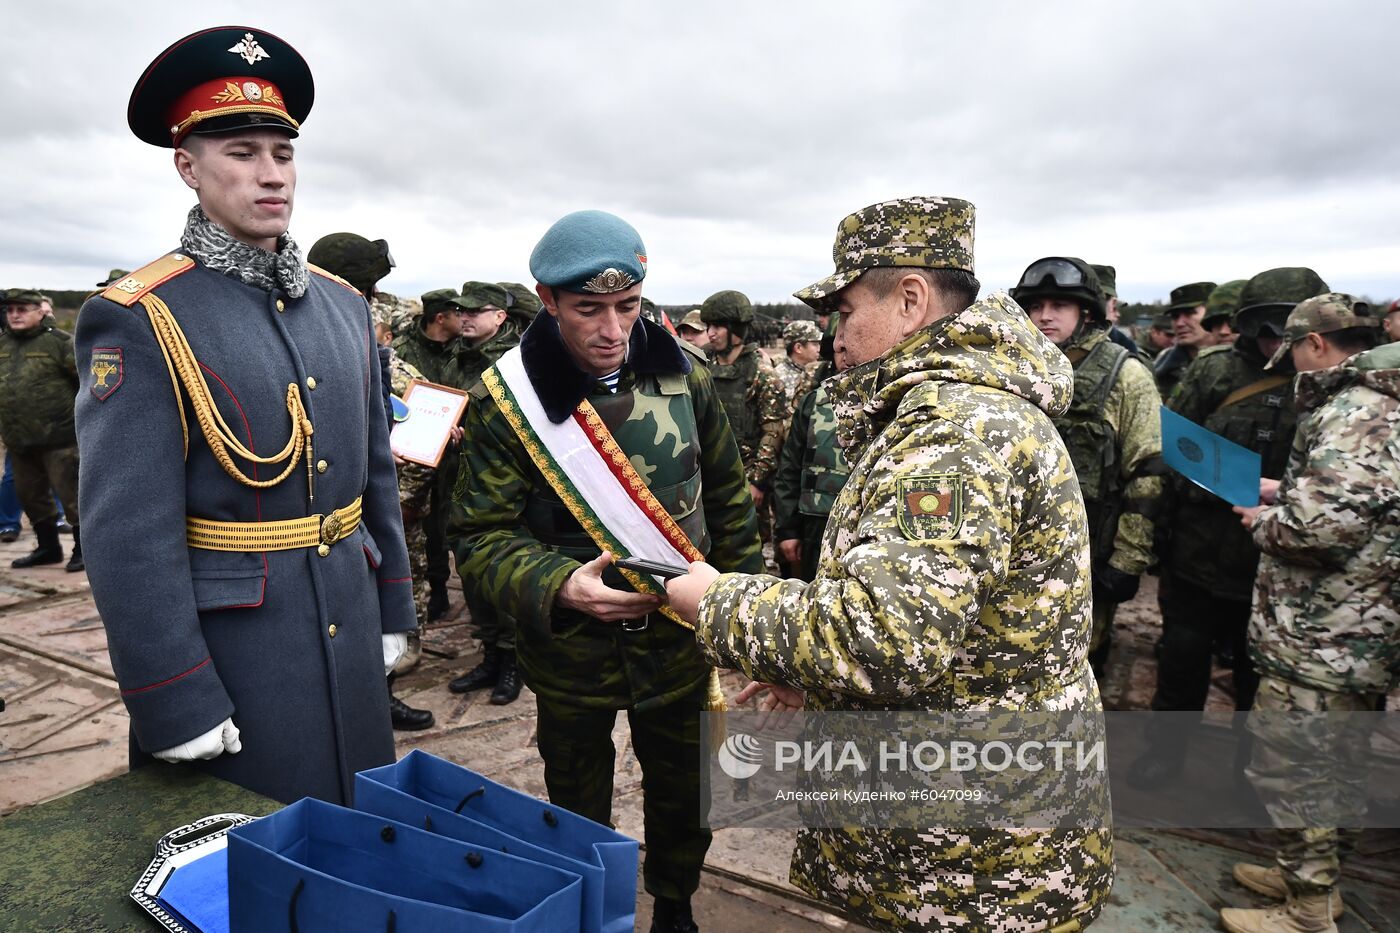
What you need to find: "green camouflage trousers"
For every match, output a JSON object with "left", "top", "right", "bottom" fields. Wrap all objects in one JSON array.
[
  {"left": 404, "top": 516, "right": 429, "bottom": 630},
  {"left": 533, "top": 682, "right": 711, "bottom": 901},
  {"left": 1246, "top": 675, "right": 1380, "bottom": 895},
  {"left": 10, "top": 444, "right": 79, "bottom": 526}
]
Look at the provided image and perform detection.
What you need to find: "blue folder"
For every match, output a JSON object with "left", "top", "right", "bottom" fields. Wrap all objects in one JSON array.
[{"left": 1160, "top": 406, "right": 1263, "bottom": 506}]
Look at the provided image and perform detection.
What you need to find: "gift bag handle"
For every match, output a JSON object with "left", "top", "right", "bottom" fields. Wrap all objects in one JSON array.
[
  {"left": 287, "top": 878, "right": 397, "bottom": 932},
  {"left": 453, "top": 786, "right": 486, "bottom": 813}
]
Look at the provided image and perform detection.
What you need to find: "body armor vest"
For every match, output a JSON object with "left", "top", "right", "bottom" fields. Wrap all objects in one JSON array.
[
  {"left": 1052, "top": 335, "right": 1130, "bottom": 569},
  {"left": 522, "top": 371, "right": 711, "bottom": 563},
  {"left": 709, "top": 347, "right": 762, "bottom": 461},
  {"left": 798, "top": 385, "right": 850, "bottom": 517}
]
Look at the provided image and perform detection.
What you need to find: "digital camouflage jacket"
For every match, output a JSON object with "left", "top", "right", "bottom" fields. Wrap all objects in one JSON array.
[
  {"left": 708, "top": 344, "right": 789, "bottom": 487},
  {"left": 0, "top": 325, "right": 79, "bottom": 450},
  {"left": 695, "top": 292, "right": 1112, "bottom": 931},
  {"left": 1248, "top": 342, "right": 1400, "bottom": 694}
]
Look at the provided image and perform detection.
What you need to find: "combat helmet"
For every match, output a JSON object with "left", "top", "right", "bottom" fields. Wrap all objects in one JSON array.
[
  {"left": 1010, "top": 256, "right": 1106, "bottom": 321},
  {"left": 307, "top": 233, "right": 394, "bottom": 296},
  {"left": 699, "top": 289, "right": 754, "bottom": 325},
  {"left": 1234, "top": 267, "right": 1328, "bottom": 339}
]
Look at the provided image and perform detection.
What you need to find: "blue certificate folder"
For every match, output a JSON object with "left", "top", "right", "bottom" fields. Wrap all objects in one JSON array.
[{"left": 1160, "top": 406, "right": 1262, "bottom": 506}]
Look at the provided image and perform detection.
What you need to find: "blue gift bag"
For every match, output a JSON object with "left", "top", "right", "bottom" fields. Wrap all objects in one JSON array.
[
  {"left": 227, "top": 798, "right": 583, "bottom": 932},
  {"left": 355, "top": 750, "right": 639, "bottom": 933}
]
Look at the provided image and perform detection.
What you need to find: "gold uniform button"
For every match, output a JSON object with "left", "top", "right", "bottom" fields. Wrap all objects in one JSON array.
[
  {"left": 306, "top": 376, "right": 317, "bottom": 390},
  {"left": 316, "top": 459, "right": 328, "bottom": 474},
  {"left": 317, "top": 544, "right": 331, "bottom": 558},
  {"left": 328, "top": 624, "right": 337, "bottom": 638},
  {"left": 275, "top": 299, "right": 286, "bottom": 312}
]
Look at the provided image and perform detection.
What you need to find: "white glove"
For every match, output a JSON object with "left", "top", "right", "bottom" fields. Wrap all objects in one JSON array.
[
  {"left": 382, "top": 632, "right": 408, "bottom": 676},
  {"left": 152, "top": 718, "right": 241, "bottom": 763}
]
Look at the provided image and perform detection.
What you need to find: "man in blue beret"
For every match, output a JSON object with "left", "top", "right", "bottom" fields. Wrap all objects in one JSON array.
[
  {"left": 74, "top": 26, "right": 416, "bottom": 804},
  {"left": 449, "top": 210, "right": 763, "bottom": 932}
]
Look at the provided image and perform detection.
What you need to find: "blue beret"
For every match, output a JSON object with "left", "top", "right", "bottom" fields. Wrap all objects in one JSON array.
[{"left": 529, "top": 210, "right": 647, "bottom": 294}]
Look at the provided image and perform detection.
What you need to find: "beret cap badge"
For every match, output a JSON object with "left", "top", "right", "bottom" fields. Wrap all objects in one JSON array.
[{"left": 581, "top": 268, "right": 636, "bottom": 294}]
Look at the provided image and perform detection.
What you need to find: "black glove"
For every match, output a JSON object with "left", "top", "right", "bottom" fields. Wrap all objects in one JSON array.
[{"left": 1094, "top": 565, "right": 1140, "bottom": 604}]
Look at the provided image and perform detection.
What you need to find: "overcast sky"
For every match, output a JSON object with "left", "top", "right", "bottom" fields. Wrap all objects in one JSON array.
[{"left": 4, "top": 1, "right": 1398, "bottom": 306}]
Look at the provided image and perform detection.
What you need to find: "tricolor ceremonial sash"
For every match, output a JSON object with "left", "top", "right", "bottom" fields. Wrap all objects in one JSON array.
[{"left": 483, "top": 348, "right": 703, "bottom": 627}]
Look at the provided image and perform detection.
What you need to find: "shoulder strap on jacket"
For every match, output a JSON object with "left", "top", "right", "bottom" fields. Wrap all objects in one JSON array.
[{"left": 99, "top": 253, "right": 196, "bottom": 307}]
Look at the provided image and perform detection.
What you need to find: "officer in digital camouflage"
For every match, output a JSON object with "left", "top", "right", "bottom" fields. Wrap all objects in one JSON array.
[
  {"left": 772, "top": 319, "right": 821, "bottom": 407},
  {"left": 1153, "top": 280, "right": 1218, "bottom": 398},
  {"left": 1129, "top": 267, "right": 1329, "bottom": 790},
  {"left": 669, "top": 196, "right": 1113, "bottom": 932},
  {"left": 307, "top": 231, "right": 434, "bottom": 731},
  {"left": 700, "top": 290, "right": 790, "bottom": 512},
  {"left": 393, "top": 286, "right": 471, "bottom": 622},
  {"left": 74, "top": 26, "right": 416, "bottom": 804},
  {"left": 0, "top": 288, "right": 82, "bottom": 572},
  {"left": 1219, "top": 294, "right": 1395, "bottom": 933},
  {"left": 1012, "top": 257, "right": 1164, "bottom": 679},
  {"left": 447, "top": 280, "right": 530, "bottom": 705},
  {"left": 1204, "top": 279, "right": 1247, "bottom": 346},
  {"left": 450, "top": 210, "right": 762, "bottom": 933},
  {"left": 772, "top": 316, "right": 848, "bottom": 582}
]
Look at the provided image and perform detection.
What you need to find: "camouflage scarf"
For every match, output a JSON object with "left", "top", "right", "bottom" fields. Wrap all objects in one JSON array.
[{"left": 179, "top": 205, "right": 309, "bottom": 298}]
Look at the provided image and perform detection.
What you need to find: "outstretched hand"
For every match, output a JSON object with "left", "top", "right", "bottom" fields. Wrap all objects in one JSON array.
[
  {"left": 735, "top": 680, "right": 805, "bottom": 732},
  {"left": 556, "top": 552, "right": 663, "bottom": 622},
  {"left": 665, "top": 561, "right": 721, "bottom": 625}
]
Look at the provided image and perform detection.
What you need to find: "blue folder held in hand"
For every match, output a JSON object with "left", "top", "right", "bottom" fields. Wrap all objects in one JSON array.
[
  {"left": 227, "top": 798, "right": 583, "bottom": 932},
  {"left": 1160, "top": 406, "right": 1263, "bottom": 506},
  {"left": 355, "top": 750, "right": 639, "bottom": 933}
]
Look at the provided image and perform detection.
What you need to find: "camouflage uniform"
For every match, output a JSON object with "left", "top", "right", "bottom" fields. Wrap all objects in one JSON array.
[
  {"left": 1244, "top": 301, "right": 1398, "bottom": 900},
  {"left": 380, "top": 336, "right": 434, "bottom": 658},
  {"left": 0, "top": 301, "right": 81, "bottom": 544},
  {"left": 770, "top": 354, "right": 807, "bottom": 408},
  {"left": 695, "top": 197, "right": 1112, "bottom": 932},
  {"left": 772, "top": 379, "right": 849, "bottom": 582}
]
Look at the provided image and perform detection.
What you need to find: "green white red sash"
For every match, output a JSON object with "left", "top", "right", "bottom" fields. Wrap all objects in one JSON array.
[{"left": 483, "top": 348, "right": 703, "bottom": 619}]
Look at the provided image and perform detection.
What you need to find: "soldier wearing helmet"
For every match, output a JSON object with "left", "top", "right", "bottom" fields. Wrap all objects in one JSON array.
[
  {"left": 1012, "top": 257, "right": 1165, "bottom": 678},
  {"left": 1131, "top": 267, "right": 1329, "bottom": 792},
  {"left": 700, "top": 290, "right": 789, "bottom": 514}
]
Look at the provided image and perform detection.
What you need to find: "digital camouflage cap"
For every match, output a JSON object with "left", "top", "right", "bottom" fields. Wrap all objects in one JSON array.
[
  {"left": 783, "top": 320, "right": 822, "bottom": 344},
  {"left": 1167, "top": 281, "right": 1217, "bottom": 314},
  {"left": 459, "top": 281, "right": 509, "bottom": 310},
  {"left": 794, "top": 195, "right": 975, "bottom": 311},
  {"left": 699, "top": 289, "right": 753, "bottom": 324},
  {"left": 1265, "top": 292, "right": 1382, "bottom": 369},
  {"left": 1202, "top": 279, "right": 1247, "bottom": 327}
]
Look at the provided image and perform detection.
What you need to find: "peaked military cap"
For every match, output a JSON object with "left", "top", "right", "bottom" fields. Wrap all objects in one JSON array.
[
  {"left": 497, "top": 282, "right": 543, "bottom": 314},
  {"left": 1266, "top": 293, "right": 1382, "bottom": 369},
  {"left": 3, "top": 288, "right": 45, "bottom": 305},
  {"left": 795, "top": 195, "right": 975, "bottom": 311},
  {"left": 1167, "top": 281, "right": 1218, "bottom": 314},
  {"left": 1090, "top": 264, "right": 1117, "bottom": 298},
  {"left": 529, "top": 210, "right": 647, "bottom": 294},
  {"left": 678, "top": 309, "right": 705, "bottom": 332},
  {"left": 459, "top": 281, "right": 509, "bottom": 310},
  {"left": 129, "top": 26, "right": 314, "bottom": 147},
  {"left": 420, "top": 288, "right": 471, "bottom": 316}
]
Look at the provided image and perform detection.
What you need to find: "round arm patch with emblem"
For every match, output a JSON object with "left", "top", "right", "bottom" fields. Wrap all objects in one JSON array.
[{"left": 896, "top": 473, "right": 963, "bottom": 540}]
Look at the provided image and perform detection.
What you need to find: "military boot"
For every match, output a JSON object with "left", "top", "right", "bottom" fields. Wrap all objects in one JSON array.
[
  {"left": 65, "top": 527, "right": 84, "bottom": 573},
  {"left": 1220, "top": 894, "right": 1337, "bottom": 933},
  {"left": 650, "top": 896, "right": 698, "bottom": 933},
  {"left": 387, "top": 675, "right": 434, "bottom": 731},
  {"left": 489, "top": 651, "right": 522, "bottom": 706},
  {"left": 1233, "top": 864, "right": 1344, "bottom": 920},
  {"left": 427, "top": 579, "right": 449, "bottom": 621},
  {"left": 12, "top": 518, "right": 62, "bottom": 568},
  {"left": 448, "top": 644, "right": 500, "bottom": 694}
]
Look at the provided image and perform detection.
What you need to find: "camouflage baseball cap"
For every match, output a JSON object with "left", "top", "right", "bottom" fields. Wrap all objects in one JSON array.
[
  {"left": 3, "top": 288, "right": 44, "bottom": 305},
  {"left": 783, "top": 320, "right": 822, "bottom": 343},
  {"left": 699, "top": 289, "right": 753, "bottom": 324},
  {"left": 1090, "top": 264, "right": 1117, "bottom": 299},
  {"left": 1202, "top": 279, "right": 1247, "bottom": 326},
  {"left": 459, "top": 281, "right": 509, "bottom": 311},
  {"left": 1265, "top": 293, "right": 1381, "bottom": 369},
  {"left": 1167, "top": 281, "right": 1217, "bottom": 314},
  {"left": 97, "top": 268, "right": 131, "bottom": 288},
  {"left": 677, "top": 309, "right": 705, "bottom": 332},
  {"left": 794, "top": 195, "right": 975, "bottom": 311}
]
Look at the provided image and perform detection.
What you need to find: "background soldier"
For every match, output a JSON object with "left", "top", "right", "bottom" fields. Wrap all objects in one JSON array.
[
  {"left": 1012, "top": 257, "right": 1164, "bottom": 679},
  {"left": 1154, "top": 280, "right": 1219, "bottom": 397},
  {"left": 1090, "top": 262, "right": 1147, "bottom": 358},
  {"left": 1131, "top": 267, "right": 1329, "bottom": 789},
  {"left": 772, "top": 319, "right": 821, "bottom": 407},
  {"left": 0, "top": 289, "right": 81, "bottom": 571},
  {"left": 1148, "top": 312, "right": 1176, "bottom": 358},
  {"left": 308, "top": 231, "right": 433, "bottom": 731},
  {"left": 669, "top": 196, "right": 1114, "bottom": 932},
  {"left": 451, "top": 210, "right": 762, "bottom": 933},
  {"left": 676, "top": 309, "right": 709, "bottom": 351},
  {"left": 393, "top": 287, "right": 471, "bottom": 621},
  {"left": 1204, "top": 279, "right": 1248, "bottom": 345},
  {"left": 1383, "top": 299, "right": 1400, "bottom": 343},
  {"left": 448, "top": 281, "right": 530, "bottom": 705},
  {"left": 1223, "top": 294, "right": 1394, "bottom": 933}
]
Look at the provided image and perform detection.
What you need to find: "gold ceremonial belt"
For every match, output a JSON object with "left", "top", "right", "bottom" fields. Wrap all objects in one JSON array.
[{"left": 186, "top": 496, "right": 363, "bottom": 555}]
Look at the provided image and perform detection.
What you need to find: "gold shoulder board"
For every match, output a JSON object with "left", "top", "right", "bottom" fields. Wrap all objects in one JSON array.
[
  {"left": 306, "top": 262, "right": 362, "bottom": 295},
  {"left": 100, "top": 253, "right": 196, "bottom": 307}
]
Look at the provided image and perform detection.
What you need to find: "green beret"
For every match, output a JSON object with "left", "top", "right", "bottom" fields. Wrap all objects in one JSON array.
[
  {"left": 1168, "top": 281, "right": 1218, "bottom": 313},
  {"left": 458, "top": 281, "right": 509, "bottom": 310},
  {"left": 529, "top": 210, "right": 647, "bottom": 294},
  {"left": 1090, "top": 264, "right": 1117, "bottom": 298}
]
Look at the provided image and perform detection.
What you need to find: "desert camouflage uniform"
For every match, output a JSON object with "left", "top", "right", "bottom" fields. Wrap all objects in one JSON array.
[
  {"left": 696, "top": 293, "right": 1113, "bottom": 932},
  {"left": 709, "top": 344, "right": 789, "bottom": 488},
  {"left": 1246, "top": 338, "right": 1400, "bottom": 896}
]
